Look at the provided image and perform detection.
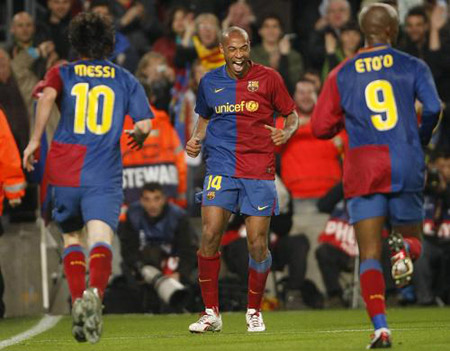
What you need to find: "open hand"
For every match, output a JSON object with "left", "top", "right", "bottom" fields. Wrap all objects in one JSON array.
[{"left": 125, "top": 129, "right": 146, "bottom": 150}]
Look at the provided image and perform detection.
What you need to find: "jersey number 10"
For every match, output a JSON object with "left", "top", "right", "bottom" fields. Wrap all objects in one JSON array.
[
  {"left": 71, "top": 83, "right": 115, "bottom": 135},
  {"left": 364, "top": 79, "right": 398, "bottom": 131}
]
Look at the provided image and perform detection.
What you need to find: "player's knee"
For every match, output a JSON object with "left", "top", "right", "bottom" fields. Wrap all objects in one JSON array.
[
  {"left": 247, "top": 239, "right": 268, "bottom": 259},
  {"left": 88, "top": 232, "right": 113, "bottom": 246}
]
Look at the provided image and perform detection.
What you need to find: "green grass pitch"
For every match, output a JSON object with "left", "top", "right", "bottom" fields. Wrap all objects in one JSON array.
[{"left": 1, "top": 307, "right": 450, "bottom": 350}]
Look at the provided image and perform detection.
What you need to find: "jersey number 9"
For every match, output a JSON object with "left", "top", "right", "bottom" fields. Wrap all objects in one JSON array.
[
  {"left": 71, "top": 83, "right": 115, "bottom": 135},
  {"left": 364, "top": 80, "right": 398, "bottom": 131}
]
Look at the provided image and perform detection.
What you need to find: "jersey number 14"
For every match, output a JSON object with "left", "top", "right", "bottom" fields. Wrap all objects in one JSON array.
[
  {"left": 365, "top": 79, "right": 398, "bottom": 131},
  {"left": 71, "top": 83, "right": 115, "bottom": 135}
]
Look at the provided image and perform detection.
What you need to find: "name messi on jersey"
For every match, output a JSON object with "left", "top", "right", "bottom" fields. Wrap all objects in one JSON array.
[
  {"left": 74, "top": 64, "right": 116, "bottom": 78},
  {"left": 355, "top": 54, "right": 393, "bottom": 73},
  {"left": 215, "top": 100, "right": 259, "bottom": 114}
]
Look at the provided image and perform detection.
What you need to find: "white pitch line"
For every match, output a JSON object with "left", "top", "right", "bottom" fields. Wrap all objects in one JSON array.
[{"left": 0, "top": 315, "right": 62, "bottom": 350}]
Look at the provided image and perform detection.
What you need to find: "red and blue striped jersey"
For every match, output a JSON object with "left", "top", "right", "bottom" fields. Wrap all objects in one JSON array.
[
  {"left": 312, "top": 45, "right": 441, "bottom": 198},
  {"left": 195, "top": 62, "right": 295, "bottom": 180},
  {"left": 36, "top": 60, "right": 153, "bottom": 187}
]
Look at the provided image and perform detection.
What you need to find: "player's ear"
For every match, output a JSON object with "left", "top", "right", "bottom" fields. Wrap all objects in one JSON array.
[{"left": 219, "top": 42, "right": 224, "bottom": 54}]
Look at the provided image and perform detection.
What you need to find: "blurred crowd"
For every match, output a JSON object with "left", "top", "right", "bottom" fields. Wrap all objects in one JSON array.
[{"left": 1, "top": 0, "right": 450, "bottom": 313}]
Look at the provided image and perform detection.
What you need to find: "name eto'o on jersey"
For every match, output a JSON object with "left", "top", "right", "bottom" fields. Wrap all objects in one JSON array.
[
  {"left": 215, "top": 100, "right": 259, "bottom": 114},
  {"left": 74, "top": 64, "right": 116, "bottom": 78},
  {"left": 355, "top": 54, "right": 393, "bottom": 73}
]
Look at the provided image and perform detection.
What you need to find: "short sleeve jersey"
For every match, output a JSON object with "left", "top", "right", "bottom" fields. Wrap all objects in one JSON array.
[
  {"left": 195, "top": 63, "right": 295, "bottom": 180},
  {"left": 38, "top": 60, "right": 153, "bottom": 187}
]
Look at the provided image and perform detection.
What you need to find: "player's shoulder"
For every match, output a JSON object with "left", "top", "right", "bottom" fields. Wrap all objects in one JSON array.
[
  {"left": 201, "top": 65, "right": 226, "bottom": 83},
  {"left": 391, "top": 47, "right": 429, "bottom": 71},
  {"left": 251, "top": 62, "right": 281, "bottom": 79}
]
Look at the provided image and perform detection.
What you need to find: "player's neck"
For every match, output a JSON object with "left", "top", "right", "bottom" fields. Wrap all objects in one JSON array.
[
  {"left": 365, "top": 39, "right": 390, "bottom": 48},
  {"left": 226, "top": 63, "right": 251, "bottom": 80}
]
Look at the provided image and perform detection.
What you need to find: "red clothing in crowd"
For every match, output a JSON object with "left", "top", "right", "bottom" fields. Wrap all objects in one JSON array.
[{"left": 276, "top": 115, "right": 346, "bottom": 198}]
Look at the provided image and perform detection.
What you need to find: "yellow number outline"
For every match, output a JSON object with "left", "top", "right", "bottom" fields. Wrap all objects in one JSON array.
[
  {"left": 207, "top": 175, "right": 222, "bottom": 190},
  {"left": 71, "top": 83, "right": 115, "bottom": 135},
  {"left": 364, "top": 80, "right": 398, "bottom": 131}
]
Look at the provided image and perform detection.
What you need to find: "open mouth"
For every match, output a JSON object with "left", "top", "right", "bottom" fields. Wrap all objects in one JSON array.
[{"left": 232, "top": 60, "right": 245, "bottom": 73}]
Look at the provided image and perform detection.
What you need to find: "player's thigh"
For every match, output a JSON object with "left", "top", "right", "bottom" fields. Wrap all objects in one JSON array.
[
  {"left": 239, "top": 179, "right": 278, "bottom": 217},
  {"left": 51, "top": 185, "right": 85, "bottom": 234},
  {"left": 348, "top": 194, "right": 388, "bottom": 260},
  {"left": 81, "top": 185, "right": 123, "bottom": 237},
  {"left": 202, "top": 174, "right": 239, "bottom": 213},
  {"left": 201, "top": 205, "right": 233, "bottom": 237},
  {"left": 389, "top": 191, "right": 424, "bottom": 239}
]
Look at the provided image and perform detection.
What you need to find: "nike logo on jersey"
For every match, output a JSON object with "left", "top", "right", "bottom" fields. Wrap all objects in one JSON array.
[
  {"left": 258, "top": 206, "right": 269, "bottom": 211},
  {"left": 214, "top": 88, "right": 225, "bottom": 93}
]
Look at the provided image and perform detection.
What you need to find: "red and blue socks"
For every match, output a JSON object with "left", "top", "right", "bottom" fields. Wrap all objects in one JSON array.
[
  {"left": 248, "top": 252, "right": 272, "bottom": 310},
  {"left": 89, "top": 242, "right": 112, "bottom": 300},
  {"left": 360, "top": 259, "right": 388, "bottom": 330},
  {"left": 403, "top": 236, "right": 422, "bottom": 260},
  {"left": 198, "top": 252, "right": 221, "bottom": 312},
  {"left": 63, "top": 245, "right": 86, "bottom": 303}
]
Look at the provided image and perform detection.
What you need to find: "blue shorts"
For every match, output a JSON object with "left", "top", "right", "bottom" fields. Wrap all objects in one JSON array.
[
  {"left": 347, "top": 192, "right": 424, "bottom": 225},
  {"left": 50, "top": 185, "right": 123, "bottom": 233},
  {"left": 201, "top": 175, "right": 279, "bottom": 216}
]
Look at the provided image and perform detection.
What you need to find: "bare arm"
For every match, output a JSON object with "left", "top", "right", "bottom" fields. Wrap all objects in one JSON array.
[
  {"left": 265, "top": 110, "right": 299, "bottom": 146},
  {"left": 23, "top": 87, "right": 57, "bottom": 171},
  {"left": 186, "top": 116, "right": 209, "bottom": 158}
]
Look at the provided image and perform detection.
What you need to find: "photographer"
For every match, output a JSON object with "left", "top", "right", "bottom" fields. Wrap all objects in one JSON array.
[
  {"left": 414, "top": 151, "right": 450, "bottom": 305},
  {"left": 117, "top": 182, "right": 198, "bottom": 312}
]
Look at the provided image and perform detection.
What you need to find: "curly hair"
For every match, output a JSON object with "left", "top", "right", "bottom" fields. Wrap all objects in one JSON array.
[{"left": 69, "top": 12, "right": 114, "bottom": 59}]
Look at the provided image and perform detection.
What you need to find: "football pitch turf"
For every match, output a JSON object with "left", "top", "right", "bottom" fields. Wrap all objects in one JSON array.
[{"left": 1, "top": 307, "right": 449, "bottom": 351}]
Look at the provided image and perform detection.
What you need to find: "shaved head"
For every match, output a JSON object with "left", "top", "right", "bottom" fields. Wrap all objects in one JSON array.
[
  {"left": 11, "top": 12, "right": 35, "bottom": 44},
  {"left": 359, "top": 3, "right": 398, "bottom": 45},
  {"left": 12, "top": 11, "right": 34, "bottom": 25},
  {"left": 221, "top": 26, "right": 249, "bottom": 45}
]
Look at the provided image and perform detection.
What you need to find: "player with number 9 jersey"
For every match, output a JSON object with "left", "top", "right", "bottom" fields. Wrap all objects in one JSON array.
[{"left": 312, "top": 43, "right": 441, "bottom": 202}]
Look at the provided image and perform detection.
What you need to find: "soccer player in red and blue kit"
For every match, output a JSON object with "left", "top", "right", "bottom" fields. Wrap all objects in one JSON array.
[
  {"left": 23, "top": 13, "right": 152, "bottom": 343},
  {"left": 186, "top": 27, "right": 298, "bottom": 333},
  {"left": 312, "top": 4, "right": 441, "bottom": 348}
]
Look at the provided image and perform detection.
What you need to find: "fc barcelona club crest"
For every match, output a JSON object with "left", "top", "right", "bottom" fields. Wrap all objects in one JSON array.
[
  {"left": 207, "top": 191, "right": 216, "bottom": 200},
  {"left": 247, "top": 81, "right": 259, "bottom": 92}
]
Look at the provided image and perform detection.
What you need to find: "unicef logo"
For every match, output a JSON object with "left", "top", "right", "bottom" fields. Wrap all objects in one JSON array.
[{"left": 245, "top": 101, "right": 259, "bottom": 112}]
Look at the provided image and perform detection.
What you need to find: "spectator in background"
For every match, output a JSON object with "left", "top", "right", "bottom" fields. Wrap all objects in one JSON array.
[
  {"left": 118, "top": 182, "right": 198, "bottom": 312},
  {"left": 175, "top": 13, "right": 225, "bottom": 71},
  {"left": 0, "top": 48, "right": 30, "bottom": 153},
  {"left": 399, "top": 4, "right": 450, "bottom": 150},
  {"left": 321, "top": 21, "right": 362, "bottom": 81},
  {"left": 121, "top": 79, "right": 187, "bottom": 210},
  {"left": 308, "top": 0, "right": 351, "bottom": 70},
  {"left": 0, "top": 106, "right": 26, "bottom": 318},
  {"left": 171, "top": 60, "right": 206, "bottom": 215},
  {"left": 415, "top": 151, "right": 450, "bottom": 305},
  {"left": 303, "top": 68, "right": 322, "bottom": 93},
  {"left": 38, "top": 0, "right": 72, "bottom": 60},
  {"left": 89, "top": 0, "right": 140, "bottom": 72},
  {"left": 136, "top": 52, "right": 175, "bottom": 112},
  {"left": 276, "top": 79, "right": 345, "bottom": 293},
  {"left": 111, "top": 0, "right": 161, "bottom": 56},
  {"left": 251, "top": 14, "right": 304, "bottom": 93},
  {"left": 6, "top": 12, "right": 58, "bottom": 121},
  {"left": 152, "top": 6, "right": 190, "bottom": 69},
  {"left": 221, "top": 1, "right": 256, "bottom": 39}
]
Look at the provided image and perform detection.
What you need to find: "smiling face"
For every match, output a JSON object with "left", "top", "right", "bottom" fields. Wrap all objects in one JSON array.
[{"left": 220, "top": 30, "right": 251, "bottom": 79}]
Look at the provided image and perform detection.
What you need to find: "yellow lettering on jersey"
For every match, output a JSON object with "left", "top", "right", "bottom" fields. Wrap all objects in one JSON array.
[
  {"left": 355, "top": 54, "right": 394, "bottom": 73},
  {"left": 74, "top": 64, "right": 116, "bottom": 78},
  {"left": 214, "top": 100, "right": 259, "bottom": 114}
]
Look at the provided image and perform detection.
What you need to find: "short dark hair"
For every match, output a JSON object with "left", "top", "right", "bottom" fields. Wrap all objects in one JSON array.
[
  {"left": 89, "top": 0, "right": 111, "bottom": 12},
  {"left": 406, "top": 6, "right": 428, "bottom": 23},
  {"left": 141, "top": 182, "right": 164, "bottom": 195},
  {"left": 258, "top": 13, "right": 284, "bottom": 31},
  {"left": 69, "top": 12, "right": 114, "bottom": 59}
]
